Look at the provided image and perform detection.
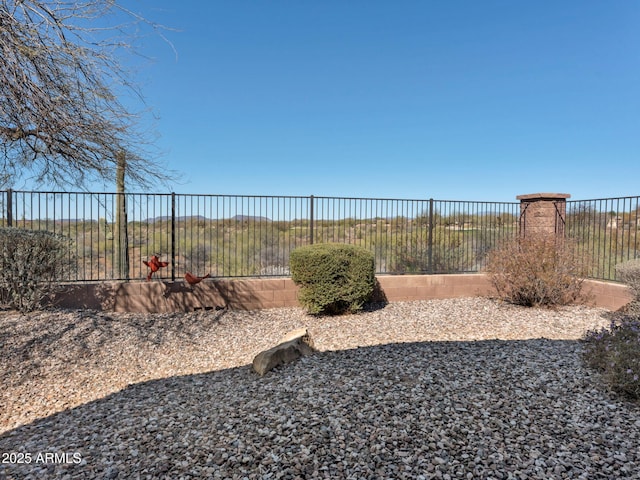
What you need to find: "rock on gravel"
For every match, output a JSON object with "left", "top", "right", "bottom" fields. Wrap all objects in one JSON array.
[{"left": 1, "top": 297, "right": 639, "bottom": 479}]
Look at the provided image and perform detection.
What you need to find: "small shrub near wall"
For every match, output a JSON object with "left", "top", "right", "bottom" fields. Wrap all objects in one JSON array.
[
  {"left": 290, "top": 243, "right": 375, "bottom": 315},
  {"left": 485, "top": 235, "right": 591, "bottom": 307},
  {"left": 583, "top": 259, "right": 640, "bottom": 400},
  {"left": 0, "top": 228, "right": 75, "bottom": 312},
  {"left": 616, "top": 259, "right": 640, "bottom": 317},
  {"left": 583, "top": 319, "right": 640, "bottom": 400}
]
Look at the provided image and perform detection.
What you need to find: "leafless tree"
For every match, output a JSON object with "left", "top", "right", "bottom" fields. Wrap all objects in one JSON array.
[{"left": 0, "top": 0, "right": 172, "bottom": 189}]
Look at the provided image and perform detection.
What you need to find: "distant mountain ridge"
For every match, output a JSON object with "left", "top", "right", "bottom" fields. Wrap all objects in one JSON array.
[
  {"left": 145, "top": 215, "right": 271, "bottom": 223},
  {"left": 146, "top": 215, "right": 207, "bottom": 223},
  {"left": 232, "top": 215, "right": 271, "bottom": 222}
]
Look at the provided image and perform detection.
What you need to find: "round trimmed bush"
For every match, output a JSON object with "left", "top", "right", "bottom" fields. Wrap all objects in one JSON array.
[{"left": 290, "top": 243, "right": 375, "bottom": 315}]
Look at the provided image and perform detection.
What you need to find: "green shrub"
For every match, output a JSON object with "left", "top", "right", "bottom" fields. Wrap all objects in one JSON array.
[
  {"left": 583, "top": 318, "right": 640, "bottom": 400},
  {"left": 616, "top": 259, "right": 640, "bottom": 317},
  {"left": 0, "top": 228, "right": 75, "bottom": 312},
  {"left": 485, "top": 235, "right": 590, "bottom": 307},
  {"left": 290, "top": 243, "right": 375, "bottom": 315}
]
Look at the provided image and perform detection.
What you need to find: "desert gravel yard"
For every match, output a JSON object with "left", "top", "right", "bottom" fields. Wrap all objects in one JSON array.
[{"left": 1, "top": 297, "right": 640, "bottom": 479}]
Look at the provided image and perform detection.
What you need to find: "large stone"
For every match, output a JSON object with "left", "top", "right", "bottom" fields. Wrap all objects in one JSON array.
[{"left": 252, "top": 328, "right": 316, "bottom": 376}]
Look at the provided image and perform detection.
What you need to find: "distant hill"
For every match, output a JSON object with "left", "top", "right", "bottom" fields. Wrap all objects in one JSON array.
[
  {"left": 232, "top": 215, "right": 271, "bottom": 222},
  {"left": 144, "top": 215, "right": 272, "bottom": 223},
  {"left": 145, "top": 215, "right": 208, "bottom": 223}
]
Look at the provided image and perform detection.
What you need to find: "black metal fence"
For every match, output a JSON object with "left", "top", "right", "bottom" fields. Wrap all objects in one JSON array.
[
  {"left": 2, "top": 190, "right": 638, "bottom": 283},
  {"left": 0, "top": 190, "right": 520, "bottom": 282},
  {"left": 566, "top": 196, "right": 640, "bottom": 281}
]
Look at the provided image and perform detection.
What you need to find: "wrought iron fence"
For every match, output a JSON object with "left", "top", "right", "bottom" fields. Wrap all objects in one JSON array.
[
  {"left": 0, "top": 190, "right": 520, "bottom": 282},
  {"left": 566, "top": 196, "right": 640, "bottom": 281}
]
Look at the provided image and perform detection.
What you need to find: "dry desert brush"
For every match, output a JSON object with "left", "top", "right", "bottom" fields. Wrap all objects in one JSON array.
[
  {"left": 486, "top": 235, "right": 591, "bottom": 307},
  {"left": 0, "top": 227, "right": 75, "bottom": 312}
]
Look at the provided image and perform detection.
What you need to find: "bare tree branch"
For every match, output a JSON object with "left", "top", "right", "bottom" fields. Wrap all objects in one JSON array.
[{"left": 0, "top": 0, "right": 174, "bottom": 190}]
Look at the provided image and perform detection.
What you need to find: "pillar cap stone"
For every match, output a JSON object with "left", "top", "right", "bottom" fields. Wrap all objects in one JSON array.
[{"left": 516, "top": 193, "right": 571, "bottom": 201}]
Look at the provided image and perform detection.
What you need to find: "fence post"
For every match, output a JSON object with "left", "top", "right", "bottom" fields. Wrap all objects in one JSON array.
[
  {"left": 427, "top": 198, "right": 434, "bottom": 273},
  {"left": 6, "top": 189, "right": 12, "bottom": 227},
  {"left": 516, "top": 193, "right": 570, "bottom": 240},
  {"left": 309, "top": 194, "right": 314, "bottom": 245},
  {"left": 171, "top": 192, "right": 176, "bottom": 281}
]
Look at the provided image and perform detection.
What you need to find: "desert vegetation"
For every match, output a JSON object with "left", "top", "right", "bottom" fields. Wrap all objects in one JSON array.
[
  {"left": 0, "top": 228, "right": 75, "bottom": 312},
  {"left": 290, "top": 243, "right": 375, "bottom": 315},
  {"left": 583, "top": 317, "right": 640, "bottom": 400},
  {"left": 485, "top": 235, "right": 592, "bottom": 307},
  {"left": 582, "top": 258, "right": 640, "bottom": 400}
]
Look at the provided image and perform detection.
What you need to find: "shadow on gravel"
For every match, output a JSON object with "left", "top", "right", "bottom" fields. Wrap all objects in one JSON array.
[
  {"left": 2, "top": 338, "right": 640, "bottom": 479},
  {"left": 0, "top": 308, "right": 229, "bottom": 390}
]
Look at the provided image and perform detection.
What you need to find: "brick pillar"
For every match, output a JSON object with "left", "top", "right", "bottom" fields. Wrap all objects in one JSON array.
[{"left": 516, "top": 193, "right": 570, "bottom": 239}]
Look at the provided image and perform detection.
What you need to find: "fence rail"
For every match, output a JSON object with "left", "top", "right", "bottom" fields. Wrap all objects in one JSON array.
[{"left": 0, "top": 190, "right": 520, "bottom": 282}]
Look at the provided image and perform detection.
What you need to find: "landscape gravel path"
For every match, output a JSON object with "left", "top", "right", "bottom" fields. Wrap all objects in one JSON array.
[{"left": 1, "top": 297, "right": 639, "bottom": 479}]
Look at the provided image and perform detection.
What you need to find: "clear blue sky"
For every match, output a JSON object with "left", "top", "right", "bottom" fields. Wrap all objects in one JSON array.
[{"left": 120, "top": 0, "right": 639, "bottom": 202}]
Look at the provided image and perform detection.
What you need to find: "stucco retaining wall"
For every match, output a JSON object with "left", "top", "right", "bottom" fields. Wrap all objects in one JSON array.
[{"left": 53, "top": 274, "right": 633, "bottom": 313}]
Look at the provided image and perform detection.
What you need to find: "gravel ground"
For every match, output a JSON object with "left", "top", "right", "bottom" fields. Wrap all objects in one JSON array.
[{"left": 1, "top": 297, "right": 639, "bottom": 479}]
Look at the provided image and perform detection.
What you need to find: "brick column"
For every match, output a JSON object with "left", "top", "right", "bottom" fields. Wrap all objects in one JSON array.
[{"left": 516, "top": 193, "right": 570, "bottom": 239}]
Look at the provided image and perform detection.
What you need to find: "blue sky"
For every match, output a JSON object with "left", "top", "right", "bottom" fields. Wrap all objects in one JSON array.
[{"left": 118, "top": 1, "right": 638, "bottom": 202}]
